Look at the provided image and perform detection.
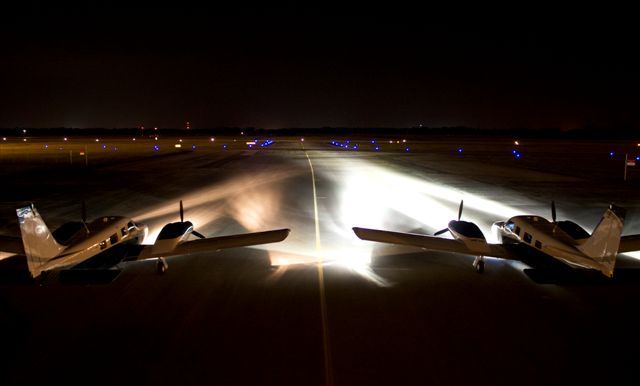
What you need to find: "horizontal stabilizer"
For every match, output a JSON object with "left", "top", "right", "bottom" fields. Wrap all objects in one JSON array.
[
  {"left": 0, "top": 235, "right": 25, "bottom": 255},
  {"left": 145, "top": 228, "right": 290, "bottom": 258},
  {"left": 353, "top": 227, "right": 512, "bottom": 259},
  {"left": 619, "top": 234, "right": 640, "bottom": 253}
]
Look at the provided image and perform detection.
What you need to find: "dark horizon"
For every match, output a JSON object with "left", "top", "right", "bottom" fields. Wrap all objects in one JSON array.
[{"left": 2, "top": 4, "right": 640, "bottom": 130}]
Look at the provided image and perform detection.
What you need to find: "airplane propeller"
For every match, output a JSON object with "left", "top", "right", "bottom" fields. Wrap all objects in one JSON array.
[
  {"left": 434, "top": 200, "right": 464, "bottom": 236},
  {"left": 81, "top": 200, "right": 90, "bottom": 234},
  {"left": 179, "top": 200, "right": 205, "bottom": 239}
]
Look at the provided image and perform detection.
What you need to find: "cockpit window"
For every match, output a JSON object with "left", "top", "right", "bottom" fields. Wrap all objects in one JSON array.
[{"left": 505, "top": 221, "right": 515, "bottom": 232}]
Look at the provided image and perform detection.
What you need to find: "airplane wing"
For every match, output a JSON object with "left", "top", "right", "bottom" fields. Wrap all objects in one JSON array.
[
  {"left": 619, "top": 234, "right": 640, "bottom": 253},
  {"left": 0, "top": 235, "right": 25, "bottom": 255},
  {"left": 352, "top": 227, "right": 517, "bottom": 260},
  {"left": 142, "top": 228, "right": 291, "bottom": 259}
]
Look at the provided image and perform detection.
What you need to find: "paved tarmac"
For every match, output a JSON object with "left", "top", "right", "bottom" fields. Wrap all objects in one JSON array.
[{"left": 1, "top": 137, "right": 640, "bottom": 386}]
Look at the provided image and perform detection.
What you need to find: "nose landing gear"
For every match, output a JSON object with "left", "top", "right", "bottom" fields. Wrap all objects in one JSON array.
[{"left": 473, "top": 256, "right": 485, "bottom": 273}]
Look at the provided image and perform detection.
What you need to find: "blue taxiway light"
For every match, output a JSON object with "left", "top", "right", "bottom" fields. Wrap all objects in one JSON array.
[
  {"left": 457, "top": 148, "right": 463, "bottom": 153},
  {"left": 153, "top": 145, "right": 160, "bottom": 151},
  {"left": 610, "top": 151, "right": 615, "bottom": 156},
  {"left": 102, "top": 144, "right": 107, "bottom": 150},
  {"left": 405, "top": 147, "right": 410, "bottom": 152},
  {"left": 223, "top": 144, "right": 228, "bottom": 149},
  {"left": 636, "top": 156, "right": 640, "bottom": 161},
  {"left": 192, "top": 145, "right": 196, "bottom": 149}
]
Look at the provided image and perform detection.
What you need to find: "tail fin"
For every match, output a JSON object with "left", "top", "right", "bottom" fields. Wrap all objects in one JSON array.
[
  {"left": 576, "top": 204, "right": 626, "bottom": 277},
  {"left": 16, "top": 204, "right": 65, "bottom": 278}
]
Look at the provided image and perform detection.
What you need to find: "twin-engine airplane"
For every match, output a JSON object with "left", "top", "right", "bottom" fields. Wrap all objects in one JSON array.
[
  {"left": 0, "top": 201, "right": 290, "bottom": 280},
  {"left": 354, "top": 201, "right": 640, "bottom": 277}
]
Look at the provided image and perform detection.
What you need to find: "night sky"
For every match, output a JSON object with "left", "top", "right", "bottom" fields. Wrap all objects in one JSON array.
[{"left": 2, "top": 4, "right": 639, "bottom": 130}]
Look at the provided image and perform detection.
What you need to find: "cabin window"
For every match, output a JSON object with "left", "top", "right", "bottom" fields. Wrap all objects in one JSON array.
[
  {"left": 110, "top": 233, "right": 118, "bottom": 245},
  {"left": 514, "top": 226, "right": 521, "bottom": 236},
  {"left": 121, "top": 227, "right": 128, "bottom": 237},
  {"left": 535, "top": 240, "right": 542, "bottom": 249},
  {"left": 523, "top": 232, "right": 532, "bottom": 243},
  {"left": 99, "top": 240, "right": 107, "bottom": 250}
]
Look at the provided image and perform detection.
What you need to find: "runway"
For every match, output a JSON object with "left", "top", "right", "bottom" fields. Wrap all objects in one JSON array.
[{"left": 1, "top": 136, "right": 640, "bottom": 385}]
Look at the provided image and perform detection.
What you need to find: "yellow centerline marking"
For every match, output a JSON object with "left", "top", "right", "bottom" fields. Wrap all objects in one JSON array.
[{"left": 305, "top": 150, "right": 334, "bottom": 386}]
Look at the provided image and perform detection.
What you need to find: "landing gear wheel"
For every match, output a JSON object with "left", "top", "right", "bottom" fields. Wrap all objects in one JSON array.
[{"left": 157, "top": 257, "right": 168, "bottom": 274}]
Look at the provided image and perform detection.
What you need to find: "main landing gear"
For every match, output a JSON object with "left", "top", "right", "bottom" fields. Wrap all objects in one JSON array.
[
  {"left": 473, "top": 256, "right": 485, "bottom": 273},
  {"left": 157, "top": 257, "right": 168, "bottom": 274}
]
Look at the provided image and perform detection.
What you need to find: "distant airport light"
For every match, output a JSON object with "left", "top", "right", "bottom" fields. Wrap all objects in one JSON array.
[
  {"left": 179, "top": 139, "right": 183, "bottom": 142},
  {"left": 2, "top": 137, "right": 6, "bottom": 141},
  {"left": 63, "top": 137, "right": 68, "bottom": 141},
  {"left": 175, "top": 144, "right": 182, "bottom": 148},
  {"left": 154, "top": 137, "right": 158, "bottom": 141},
  {"left": 102, "top": 144, "right": 107, "bottom": 150},
  {"left": 114, "top": 147, "right": 118, "bottom": 151},
  {"left": 374, "top": 146, "right": 381, "bottom": 151},
  {"left": 44, "top": 144, "right": 48, "bottom": 149},
  {"left": 95, "top": 138, "right": 100, "bottom": 142},
  {"left": 389, "top": 140, "right": 393, "bottom": 144},
  {"left": 402, "top": 139, "right": 406, "bottom": 143},
  {"left": 223, "top": 144, "right": 228, "bottom": 149},
  {"left": 153, "top": 145, "right": 160, "bottom": 151},
  {"left": 610, "top": 151, "right": 615, "bottom": 157},
  {"left": 636, "top": 156, "right": 640, "bottom": 161},
  {"left": 637, "top": 143, "right": 640, "bottom": 147},
  {"left": 246, "top": 141, "right": 256, "bottom": 145},
  {"left": 371, "top": 139, "right": 376, "bottom": 144},
  {"left": 514, "top": 140, "right": 520, "bottom": 145},
  {"left": 191, "top": 145, "right": 196, "bottom": 150},
  {"left": 240, "top": 131, "right": 244, "bottom": 135},
  {"left": 405, "top": 147, "right": 410, "bottom": 152},
  {"left": 210, "top": 137, "right": 215, "bottom": 142},
  {"left": 300, "top": 138, "right": 304, "bottom": 142},
  {"left": 132, "top": 138, "right": 136, "bottom": 141},
  {"left": 23, "top": 138, "right": 27, "bottom": 142},
  {"left": 457, "top": 147, "right": 463, "bottom": 153}
]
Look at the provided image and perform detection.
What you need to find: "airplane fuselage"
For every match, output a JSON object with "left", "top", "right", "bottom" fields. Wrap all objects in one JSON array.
[
  {"left": 38, "top": 216, "right": 148, "bottom": 273},
  {"left": 497, "top": 215, "right": 612, "bottom": 275}
]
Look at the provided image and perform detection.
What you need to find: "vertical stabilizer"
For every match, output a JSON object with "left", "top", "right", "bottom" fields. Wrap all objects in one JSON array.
[
  {"left": 17, "top": 204, "right": 65, "bottom": 278},
  {"left": 576, "top": 204, "right": 626, "bottom": 277}
]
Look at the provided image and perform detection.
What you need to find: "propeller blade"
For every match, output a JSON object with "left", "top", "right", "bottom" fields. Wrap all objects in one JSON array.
[
  {"left": 81, "top": 200, "right": 87, "bottom": 223},
  {"left": 192, "top": 230, "right": 206, "bottom": 239},
  {"left": 458, "top": 200, "right": 464, "bottom": 221},
  {"left": 551, "top": 200, "right": 556, "bottom": 223},
  {"left": 434, "top": 228, "right": 449, "bottom": 236},
  {"left": 180, "top": 200, "right": 184, "bottom": 223}
]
